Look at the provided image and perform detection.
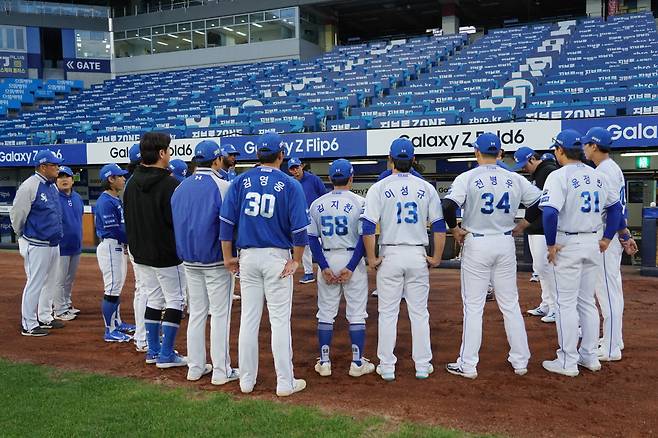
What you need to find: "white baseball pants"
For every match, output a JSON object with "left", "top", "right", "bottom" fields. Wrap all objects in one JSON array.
[
  {"left": 528, "top": 234, "right": 555, "bottom": 314},
  {"left": 596, "top": 235, "right": 624, "bottom": 358},
  {"left": 302, "top": 245, "right": 314, "bottom": 275},
  {"left": 139, "top": 263, "right": 186, "bottom": 311},
  {"left": 185, "top": 265, "right": 234, "bottom": 381},
  {"left": 456, "top": 234, "right": 530, "bottom": 373},
  {"left": 19, "top": 238, "right": 59, "bottom": 330},
  {"left": 316, "top": 250, "right": 368, "bottom": 324},
  {"left": 54, "top": 254, "right": 81, "bottom": 315},
  {"left": 238, "top": 247, "right": 296, "bottom": 394},
  {"left": 376, "top": 245, "right": 432, "bottom": 374},
  {"left": 547, "top": 233, "right": 600, "bottom": 371},
  {"left": 96, "top": 239, "right": 127, "bottom": 297},
  {"left": 129, "top": 250, "right": 147, "bottom": 347}
]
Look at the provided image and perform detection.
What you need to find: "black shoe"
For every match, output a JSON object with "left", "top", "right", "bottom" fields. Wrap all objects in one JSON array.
[
  {"left": 21, "top": 327, "right": 49, "bottom": 337},
  {"left": 38, "top": 320, "right": 65, "bottom": 329}
]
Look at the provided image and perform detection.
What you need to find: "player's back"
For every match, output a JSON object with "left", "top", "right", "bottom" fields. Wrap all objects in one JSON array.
[
  {"left": 364, "top": 173, "right": 440, "bottom": 246},
  {"left": 309, "top": 190, "right": 364, "bottom": 250},
  {"left": 227, "top": 166, "right": 308, "bottom": 249},
  {"left": 597, "top": 158, "right": 626, "bottom": 214},
  {"left": 450, "top": 165, "right": 539, "bottom": 235},
  {"left": 541, "top": 163, "right": 611, "bottom": 233}
]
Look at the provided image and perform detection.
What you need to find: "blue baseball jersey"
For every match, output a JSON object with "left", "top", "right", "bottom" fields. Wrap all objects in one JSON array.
[
  {"left": 58, "top": 190, "right": 84, "bottom": 256},
  {"left": 94, "top": 192, "right": 127, "bottom": 243},
  {"left": 218, "top": 168, "right": 237, "bottom": 182},
  {"left": 10, "top": 173, "right": 63, "bottom": 246},
  {"left": 220, "top": 166, "right": 310, "bottom": 249},
  {"left": 298, "top": 170, "right": 327, "bottom": 207}
]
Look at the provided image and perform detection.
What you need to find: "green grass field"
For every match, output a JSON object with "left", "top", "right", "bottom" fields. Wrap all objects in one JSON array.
[{"left": 0, "top": 360, "right": 484, "bottom": 438}]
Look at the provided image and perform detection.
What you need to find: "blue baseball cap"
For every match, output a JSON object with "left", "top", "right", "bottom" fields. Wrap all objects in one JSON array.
[
  {"left": 541, "top": 152, "right": 556, "bottom": 162},
  {"left": 329, "top": 159, "right": 353, "bottom": 180},
  {"left": 496, "top": 160, "right": 513, "bottom": 171},
  {"left": 168, "top": 159, "right": 188, "bottom": 181},
  {"left": 550, "top": 129, "right": 583, "bottom": 150},
  {"left": 129, "top": 144, "right": 141, "bottom": 163},
  {"left": 58, "top": 166, "right": 74, "bottom": 177},
  {"left": 510, "top": 146, "right": 536, "bottom": 171},
  {"left": 470, "top": 132, "right": 502, "bottom": 155},
  {"left": 222, "top": 143, "right": 241, "bottom": 156},
  {"left": 288, "top": 157, "right": 302, "bottom": 169},
  {"left": 33, "top": 149, "right": 63, "bottom": 166},
  {"left": 193, "top": 140, "right": 222, "bottom": 162},
  {"left": 99, "top": 163, "right": 128, "bottom": 181},
  {"left": 582, "top": 127, "right": 613, "bottom": 150},
  {"left": 390, "top": 138, "right": 414, "bottom": 160},
  {"left": 257, "top": 132, "right": 284, "bottom": 154}
]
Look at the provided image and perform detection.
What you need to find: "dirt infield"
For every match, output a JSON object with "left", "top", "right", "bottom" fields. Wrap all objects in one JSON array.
[{"left": 2, "top": 250, "right": 656, "bottom": 437}]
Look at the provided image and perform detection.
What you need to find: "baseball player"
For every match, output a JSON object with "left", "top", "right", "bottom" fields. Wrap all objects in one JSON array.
[
  {"left": 53, "top": 166, "right": 83, "bottom": 321},
  {"left": 362, "top": 138, "right": 446, "bottom": 381},
  {"left": 442, "top": 133, "right": 542, "bottom": 379},
  {"left": 11, "top": 150, "right": 64, "bottom": 336},
  {"left": 169, "top": 159, "right": 188, "bottom": 182},
  {"left": 539, "top": 129, "right": 623, "bottom": 377},
  {"left": 582, "top": 126, "right": 638, "bottom": 362},
  {"left": 219, "top": 143, "right": 240, "bottom": 181},
  {"left": 220, "top": 132, "right": 309, "bottom": 397},
  {"left": 172, "top": 140, "right": 239, "bottom": 384},
  {"left": 308, "top": 159, "right": 374, "bottom": 378},
  {"left": 288, "top": 157, "right": 327, "bottom": 284},
  {"left": 124, "top": 132, "right": 188, "bottom": 368},
  {"left": 510, "top": 147, "right": 560, "bottom": 323},
  {"left": 95, "top": 163, "right": 134, "bottom": 343},
  {"left": 126, "top": 144, "right": 148, "bottom": 352}
]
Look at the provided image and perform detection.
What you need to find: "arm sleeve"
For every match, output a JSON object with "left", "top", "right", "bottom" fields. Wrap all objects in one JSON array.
[
  {"left": 361, "top": 218, "right": 376, "bottom": 235},
  {"left": 309, "top": 235, "right": 329, "bottom": 270},
  {"left": 523, "top": 203, "right": 542, "bottom": 223},
  {"left": 543, "top": 206, "right": 559, "bottom": 246},
  {"left": 431, "top": 219, "right": 447, "bottom": 233},
  {"left": 444, "top": 174, "right": 467, "bottom": 207},
  {"left": 219, "top": 220, "right": 234, "bottom": 242},
  {"left": 538, "top": 173, "right": 566, "bottom": 212},
  {"left": 9, "top": 178, "right": 37, "bottom": 236},
  {"left": 427, "top": 186, "right": 444, "bottom": 225},
  {"left": 292, "top": 228, "right": 309, "bottom": 246},
  {"left": 361, "top": 184, "right": 381, "bottom": 225},
  {"left": 307, "top": 202, "right": 320, "bottom": 237},
  {"left": 604, "top": 201, "right": 622, "bottom": 240},
  {"left": 599, "top": 171, "right": 620, "bottom": 208},
  {"left": 346, "top": 237, "right": 365, "bottom": 271},
  {"left": 519, "top": 175, "right": 542, "bottom": 207},
  {"left": 441, "top": 198, "right": 460, "bottom": 229}
]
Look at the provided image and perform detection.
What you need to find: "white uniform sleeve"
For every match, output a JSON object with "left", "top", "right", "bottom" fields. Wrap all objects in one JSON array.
[
  {"left": 445, "top": 173, "right": 468, "bottom": 207},
  {"left": 9, "top": 176, "right": 37, "bottom": 237},
  {"left": 427, "top": 184, "right": 444, "bottom": 224},
  {"left": 362, "top": 183, "right": 381, "bottom": 224},
  {"left": 307, "top": 199, "right": 320, "bottom": 237},
  {"left": 598, "top": 170, "right": 619, "bottom": 208},
  {"left": 518, "top": 175, "right": 542, "bottom": 207},
  {"left": 538, "top": 172, "right": 566, "bottom": 212}
]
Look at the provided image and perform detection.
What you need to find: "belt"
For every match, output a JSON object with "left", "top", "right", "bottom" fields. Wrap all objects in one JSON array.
[
  {"left": 560, "top": 231, "right": 597, "bottom": 236},
  {"left": 323, "top": 247, "right": 355, "bottom": 251},
  {"left": 471, "top": 231, "right": 512, "bottom": 237},
  {"left": 381, "top": 244, "right": 425, "bottom": 247}
]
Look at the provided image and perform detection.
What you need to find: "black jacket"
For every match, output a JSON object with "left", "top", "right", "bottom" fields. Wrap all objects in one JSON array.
[
  {"left": 527, "top": 160, "right": 559, "bottom": 235},
  {"left": 124, "top": 165, "right": 181, "bottom": 267}
]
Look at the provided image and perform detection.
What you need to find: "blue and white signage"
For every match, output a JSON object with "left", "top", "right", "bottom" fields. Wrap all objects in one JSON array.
[
  {"left": 64, "top": 58, "right": 111, "bottom": 74},
  {"left": 0, "top": 144, "right": 87, "bottom": 166}
]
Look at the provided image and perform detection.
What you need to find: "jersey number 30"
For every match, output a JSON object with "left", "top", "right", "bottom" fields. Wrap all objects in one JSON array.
[
  {"left": 481, "top": 192, "right": 510, "bottom": 214},
  {"left": 244, "top": 192, "right": 276, "bottom": 218}
]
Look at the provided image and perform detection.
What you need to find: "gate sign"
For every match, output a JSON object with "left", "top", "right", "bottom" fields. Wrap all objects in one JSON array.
[
  {"left": 0, "top": 52, "right": 28, "bottom": 78},
  {"left": 64, "top": 58, "right": 111, "bottom": 74}
]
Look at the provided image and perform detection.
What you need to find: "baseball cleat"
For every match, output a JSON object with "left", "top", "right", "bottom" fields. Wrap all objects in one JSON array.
[
  {"left": 232, "top": 294, "right": 241, "bottom": 301},
  {"left": 145, "top": 352, "right": 159, "bottom": 364},
  {"left": 134, "top": 343, "right": 148, "bottom": 353},
  {"left": 599, "top": 338, "right": 624, "bottom": 351},
  {"left": 542, "top": 359, "right": 579, "bottom": 377},
  {"left": 446, "top": 363, "right": 477, "bottom": 379},
  {"left": 156, "top": 353, "right": 188, "bottom": 369},
  {"left": 526, "top": 306, "right": 548, "bottom": 317},
  {"left": 299, "top": 273, "right": 316, "bottom": 284},
  {"left": 486, "top": 288, "right": 495, "bottom": 302},
  {"left": 597, "top": 348, "right": 622, "bottom": 362},
  {"left": 349, "top": 358, "right": 375, "bottom": 377},
  {"left": 187, "top": 364, "right": 212, "bottom": 381},
  {"left": 54, "top": 311, "right": 76, "bottom": 321},
  {"left": 117, "top": 322, "right": 136, "bottom": 334},
  {"left": 530, "top": 273, "right": 540, "bottom": 282},
  {"left": 69, "top": 306, "right": 81, "bottom": 315},
  {"left": 38, "top": 320, "right": 65, "bottom": 329},
  {"left": 415, "top": 364, "right": 434, "bottom": 379},
  {"left": 375, "top": 365, "right": 395, "bottom": 381},
  {"left": 276, "top": 379, "right": 306, "bottom": 397},
  {"left": 212, "top": 368, "right": 240, "bottom": 386},
  {"left": 541, "top": 312, "right": 556, "bottom": 323},
  {"left": 314, "top": 360, "right": 332, "bottom": 377},
  {"left": 577, "top": 358, "right": 602, "bottom": 372},
  {"left": 21, "top": 327, "right": 49, "bottom": 337},
  {"left": 514, "top": 367, "right": 528, "bottom": 376},
  {"left": 104, "top": 330, "right": 132, "bottom": 343}
]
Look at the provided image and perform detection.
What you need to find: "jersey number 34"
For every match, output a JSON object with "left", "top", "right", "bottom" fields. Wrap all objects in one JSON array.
[{"left": 481, "top": 192, "right": 510, "bottom": 214}]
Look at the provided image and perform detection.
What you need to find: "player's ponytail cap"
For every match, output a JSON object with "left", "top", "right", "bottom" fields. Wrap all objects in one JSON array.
[
  {"left": 193, "top": 139, "right": 222, "bottom": 162},
  {"left": 470, "top": 132, "right": 501, "bottom": 155},
  {"left": 329, "top": 159, "right": 353, "bottom": 180},
  {"left": 58, "top": 166, "right": 74, "bottom": 177},
  {"left": 550, "top": 129, "right": 583, "bottom": 150},
  {"left": 100, "top": 163, "right": 128, "bottom": 181},
  {"left": 390, "top": 137, "right": 414, "bottom": 159},
  {"left": 33, "top": 149, "right": 63, "bottom": 165},
  {"left": 510, "top": 146, "right": 535, "bottom": 171},
  {"left": 541, "top": 152, "right": 556, "bottom": 162},
  {"left": 288, "top": 157, "right": 302, "bottom": 169},
  {"left": 257, "top": 132, "right": 285, "bottom": 154},
  {"left": 129, "top": 144, "right": 141, "bottom": 163},
  {"left": 582, "top": 127, "right": 613, "bottom": 150}
]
